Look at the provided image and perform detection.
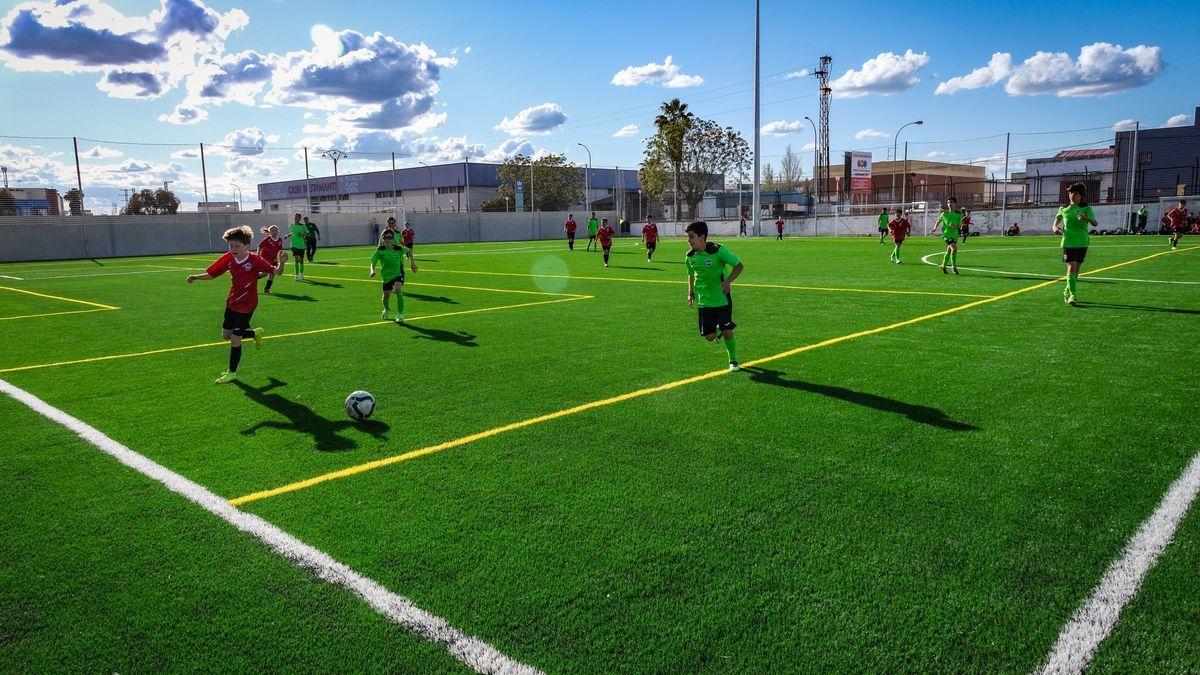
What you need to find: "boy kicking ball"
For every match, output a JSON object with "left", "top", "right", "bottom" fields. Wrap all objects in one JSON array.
[
  {"left": 685, "top": 221, "right": 744, "bottom": 372},
  {"left": 369, "top": 229, "right": 418, "bottom": 322},
  {"left": 187, "top": 226, "right": 287, "bottom": 384}
]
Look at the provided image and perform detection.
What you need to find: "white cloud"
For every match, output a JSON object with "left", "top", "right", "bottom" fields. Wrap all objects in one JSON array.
[
  {"left": 783, "top": 69, "right": 809, "bottom": 80},
  {"left": 158, "top": 103, "right": 207, "bottom": 125},
  {"left": 925, "top": 151, "right": 953, "bottom": 159},
  {"left": 761, "top": 120, "right": 805, "bottom": 136},
  {"left": 612, "top": 124, "right": 638, "bottom": 138},
  {"left": 610, "top": 55, "right": 703, "bottom": 88},
  {"left": 1161, "top": 113, "right": 1191, "bottom": 128},
  {"left": 854, "top": 128, "right": 888, "bottom": 140},
  {"left": 213, "top": 127, "right": 279, "bottom": 156},
  {"left": 463, "top": 46, "right": 471, "bottom": 54},
  {"left": 171, "top": 148, "right": 200, "bottom": 159},
  {"left": 1005, "top": 43, "right": 1162, "bottom": 97},
  {"left": 935, "top": 52, "right": 1012, "bottom": 95},
  {"left": 1110, "top": 118, "right": 1138, "bottom": 131},
  {"left": 82, "top": 145, "right": 124, "bottom": 159},
  {"left": 801, "top": 142, "right": 815, "bottom": 151},
  {"left": 832, "top": 50, "right": 930, "bottom": 99},
  {"left": 495, "top": 102, "right": 566, "bottom": 135}
]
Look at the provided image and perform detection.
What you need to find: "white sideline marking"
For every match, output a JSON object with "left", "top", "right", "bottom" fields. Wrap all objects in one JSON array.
[
  {"left": 0, "top": 274, "right": 24, "bottom": 280},
  {"left": 16, "top": 268, "right": 185, "bottom": 281},
  {"left": 0, "top": 378, "right": 541, "bottom": 675},
  {"left": 917, "top": 252, "right": 1200, "bottom": 285},
  {"left": 1036, "top": 451, "right": 1200, "bottom": 674}
]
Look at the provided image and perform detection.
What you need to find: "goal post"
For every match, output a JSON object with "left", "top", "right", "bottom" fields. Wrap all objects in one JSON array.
[
  {"left": 1154, "top": 195, "right": 1200, "bottom": 233},
  {"left": 827, "top": 201, "right": 936, "bottom": 237}
]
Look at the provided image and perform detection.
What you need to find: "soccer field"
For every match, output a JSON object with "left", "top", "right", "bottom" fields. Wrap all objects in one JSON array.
[{"left": 1, "top": 234, "right": 1198, "bottom": 672}]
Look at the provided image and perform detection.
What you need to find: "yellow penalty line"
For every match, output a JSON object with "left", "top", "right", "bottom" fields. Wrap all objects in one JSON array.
[
  {"left": 228, "top": 246, "right": 1186, "bottom": 507},
  {"left": 0, "top": 284, "right": 120, "bottom": 311},
  {"left": 0, "top": 296, "right": 590, "bottom": 375},
  {"left": 421, "top": 268, "right": 993, "bottom": 299}
]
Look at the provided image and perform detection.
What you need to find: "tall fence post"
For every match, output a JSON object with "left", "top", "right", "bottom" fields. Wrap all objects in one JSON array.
[
  {"left": 1126, "top": 122, "right": 1139, "bottom": 226},
  {"left": 72, "top": 136, "right": 90, "bottom": 257},
  {"left": 200, "top": 142, "right": 213, "bottom": 251},
  {"left": 1000, "top": 131, "right": 1010, "bottom": 236},
  {"left": 303, "top": 147, "right": 311, "bottom": 215}
]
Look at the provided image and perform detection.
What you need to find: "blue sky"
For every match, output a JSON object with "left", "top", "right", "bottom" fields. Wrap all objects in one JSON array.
[{"left": 1, "top": 0, "right": 1197, "bottom": 211}]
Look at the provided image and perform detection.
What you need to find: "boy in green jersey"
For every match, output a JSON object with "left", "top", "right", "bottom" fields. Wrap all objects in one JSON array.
[
  {"left": 369, "top": 230, "right": 418, "bottom": 322},
  {"left": 283, "top": 212, "right": 309, "bottom": 280},
  {"left": 878, "top": 209, "right": 889, "bottom": 244},
  {"left": 1052, "top": 182, "right": 1098, "bottom": 306},
  {"left": 685, "top": 221, "right": 745, "bottom": 372},
  {"left": 936, "top": 197, "right": 963, "bottom": 275},
  {"left": 586, "top": 212, "right": 599, "bottom": 252}
]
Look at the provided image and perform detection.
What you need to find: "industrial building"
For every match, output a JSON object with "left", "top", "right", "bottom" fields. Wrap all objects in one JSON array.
[
  {"left": 2, "top": 187, "right": 63, "bottom": 216},
  {"left": 1023, "top": 148, "right": 1115, "bottom": 204},
  {"left": 1114, "top": 106, "right": 1200, "bottom": 201}
]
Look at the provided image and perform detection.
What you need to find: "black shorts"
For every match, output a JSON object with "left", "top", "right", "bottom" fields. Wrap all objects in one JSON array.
[
  {"left": 567, "top": 231, "right": 576, "bottom": 240},
  {"left": 291, "top": 248, "right": 305, "bottom": 258},
  {"left": 602, "top": 245, "right": 612, "bottom": 252},
  {"left": 382, "top": 274, "right": 405, "bottom": 291},
  {"left": 646, "top": 241, "right": 656, "bottom": 250},
  {"left": 1063, "top": 247, "right": 1087, "bottom": 263},
  {"left": 697, "top": 301, "right": 736, "bottom": 336},
  {"left": 943, "top": 237, "right": 957, "bottom": 245},
  {"left": 222, "top": 307, "right": 253, "bottom": 334}
]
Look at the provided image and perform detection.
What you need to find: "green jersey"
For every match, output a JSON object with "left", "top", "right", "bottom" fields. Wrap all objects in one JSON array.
[
  {"left": 587, "top": 218, "right": 599, "bottom": 235},
  {"left": 289, "top": 223, "right": 308, "bottom": 249},
  {"left": 1057, "top": 203, "right": 1095, "bottom": 249},
  {"left": 938, "top": 211, "right": 963, "bottom": 240},
  {"left": 371, "top": 245, "right": 409, "bottom": 280},
  {"left": 686, "top": 242, "right": 741, "bottom": 308},
  {"left": 878, "top": 213, "right": 889, "bottom": 230}
]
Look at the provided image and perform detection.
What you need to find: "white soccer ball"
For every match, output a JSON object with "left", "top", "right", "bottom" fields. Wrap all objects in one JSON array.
[{"left": 344, "top": 390, "right": 376, "bottom": 421}]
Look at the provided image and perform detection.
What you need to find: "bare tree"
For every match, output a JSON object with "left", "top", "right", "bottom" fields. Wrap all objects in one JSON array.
[{"left": 780, "top": 145, "right": 803, "bottom": 189}]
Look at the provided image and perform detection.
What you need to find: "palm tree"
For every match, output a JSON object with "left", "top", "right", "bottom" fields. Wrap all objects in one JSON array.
[{"left": 653, "top": 98, "right": 693, "bottom": 219}]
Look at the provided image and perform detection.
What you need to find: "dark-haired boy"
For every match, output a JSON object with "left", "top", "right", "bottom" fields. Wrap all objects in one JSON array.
[
  {"left": 598, "top": 218, "right": 615, "bottom": 267},
  {"left": 1165, "top": 200, "right": 1189, "bottom": 250},
  {"left": 685, "top": 221, "right": 744, "bottom": 371},
  {"left": 187, "top": 226, "right": 287, "bottom": 384},
  {"left": 283, "top": 212, "right": 307, "bottom": 280}
]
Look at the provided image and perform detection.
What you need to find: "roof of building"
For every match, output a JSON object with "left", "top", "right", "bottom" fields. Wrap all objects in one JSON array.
[{"left": 1054, "top": 148, "right": 1115, "bottom": 160}]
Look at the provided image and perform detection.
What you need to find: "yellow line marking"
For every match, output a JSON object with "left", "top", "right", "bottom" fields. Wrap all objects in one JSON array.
[
  {"left": 0, "top": 308, "right": 109, "bottom": 321},
  {"left": 301, "top": 274, "right": 588, "bottom": 298},
  {"left": 229, "top": 247, "right": 1187, "bottom": 506},
  {"left": 0, "top": 284, "right": 120, "bottom": 310},
  {"left": 0, "top": 296, "right": 590, "bottom": 375},
  {"left": 421, "top": 268, "right": 992, "bottom": 299}
]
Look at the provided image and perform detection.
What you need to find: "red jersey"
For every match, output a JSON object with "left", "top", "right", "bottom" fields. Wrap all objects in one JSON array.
[
  {"left": 775, "top": 218, "right": 784, "bottom": 232},
  {"left": 401, "top": 227, "right": 414, "bottom": 247},
  {"left": 1167, "top": 207, "right": 1189, "bottom": 230},
  {"left": 888, "top": 217, "right": 911, "bottom": 241},
  {"left": 598, "top": 225, "right": 615, "bottom": 247},
  {"left": 206, "top": 252, "right": 275, "bottom": 314},
  {"left": 642, "top": 223, "right": 658, "bottom": 243},
  {"left": 256, "top": 236, "right": 283, "bottom": 263},
  {"left": 564, "top": 218, "right": 577, "bottom": 233}
]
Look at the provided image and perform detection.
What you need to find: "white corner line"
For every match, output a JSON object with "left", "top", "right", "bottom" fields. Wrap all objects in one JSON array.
[
  {"left": 1035, "top": 450, "right": 1200, "bottom": 674},
  {"left": 0, "top": 378, "right": 541, "bottom": 675},
  {"left": 0, "top": 274, "right": 24, "bottom": 280}
]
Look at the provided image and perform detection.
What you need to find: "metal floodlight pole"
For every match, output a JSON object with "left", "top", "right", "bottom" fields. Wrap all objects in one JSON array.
[
  {"left": 578, "top": 142, "right": 591, "bottom": 216},
  {"left": 901, "top": 141, "right": 909, "bottom": 204},
  {"left": 891, "top": 120, "right": 922, "bottom": 203},
  {"left": 464, "top": 155, "right": 471, "bottom": 213},
  {"left": 1127, "top": 121, "right": 1140, "bottom": 223},
  {"left": 419, "top": 161, "right": 434, "bottom": 212},
  {"left": 529, "top": 159, "right": 535, "bottom": 213},
  {"left": 751, "top": 0, "right": 761, "bottom": 236},
  {"left": 303, "top": 147, "right": 311, "bottom": 214},
  {"left": 230, "top": 183, "right": 242, "bottom": 212},
  {"left": 804, "top": 116, "right": 817, "bottom": 199},
  {"left": 72, "top": 137, "right": 88, "bottom": 253},
  {"left": 1000, "top": 131, "right": 1010, "bottom": 231},
  {"left": 200, "top": 142, "right": 213, "bottom": 250}
]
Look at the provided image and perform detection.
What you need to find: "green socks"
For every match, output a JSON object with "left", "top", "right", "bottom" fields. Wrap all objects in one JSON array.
[
  {"left": 395, "top": 291, "right": 404, "bottom": 315},
  {"left": 383, "top": 295, "right": 391, "bottom": 311},
  {"left": 942, "top": 251, "right": 950, "bottom": 266},
  {"left": 723, "top": 336, "right": 738, "bottom": 363},
  {"left": 892, "top": 245, "right": 901, "bottom": 261},
  {"left": 293, "top": 257, "right": 304, "bottom": 274},
  {"left": 1067, "top": 274, "right": 1078, "bottom": 296},
  {"left": 949, "top": 251, "right": 957, "bottom": 268}
]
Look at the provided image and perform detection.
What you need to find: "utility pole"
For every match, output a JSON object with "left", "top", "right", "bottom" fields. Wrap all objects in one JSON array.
[
  {"left": 751, "top": 0, "right": 761, "bottom": 236},
  {"left": 1126, "top": 122, "right": 1140, "bottom": 226},
  {"left": 815, "top": 56, "right": 832, "bottom": 205},
  {"left": 1000, "top": 132, "right": 1010, "bottom": 231},
  {"left": 578, "top": 143, "right": 591, "bottom": 216}
]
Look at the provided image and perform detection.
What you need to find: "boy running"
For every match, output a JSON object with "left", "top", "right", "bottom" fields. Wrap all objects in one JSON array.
[
  {"left": 598, "top": 218, "right": 615, "bottom": 267},
  {"left": 369, "top": 230, "right": 418, "bottom": 322},
  {"left": 775, "top": 215, "right": 784, "bottom": 240},
  {"left": 1052, "top": 182, "right": 1097, "bottom": 306},
  {"left": 877, "top": 209, "right": 889, "bottom": 244},
  {"left": 936, "top": 198, "right": 963, "bottom": 275},
  {"left": 1166, "top": 199, "right": 1189, "bottom": 249},
  {"left": 401, "top": 221, "right": 415, "bottom": 251},
  {"left": 685, "top": 221, "right": 744, "bottom": 372},
  {"left": 888, "top": 208, "right": 911, "bottom": 264},
  {"left": 959, "top": 209, "right": 972, "bottom": 245},
  {"left": 303, "top": 216, "right": 321, "bottom": 262},
  {"left": 186, "top": 226, "right": 287, "bottom": 384},
  {"left": 642, "top": 215, "right": 659, "bottom": 262},
  {"left": 283, "top": 213, "right": 308, "bottom": 280},
  {"left": 564, "top": 213, "right": 577, "bottom": 250},
  {"left": 256, "top": 225, "right": 284, "bottom": 294},
  {"left": 586, "top": 212, "right": 599, "bottom": 252}
]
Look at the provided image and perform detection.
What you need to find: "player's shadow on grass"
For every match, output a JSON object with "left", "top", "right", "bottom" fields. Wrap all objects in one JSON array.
[
  {"left": 610, "top": 265, "right": 663, "bottom": 271},
  {"left": 269, "top": 292, "right": 317, "bottom": 302},
  {"left": 301, "top": 279, "right": 343, "bottom": 288},
  {"left": 403, "top": 292, "right": 458, "bottom": 304},
  {"left": 413, "top": 258, "right": 440, "bottom": 263},
  {"left": 396, "top": 322, "right": 478, "bottom": 347},
  {"left": 744, "top": 367, "right": 978, "bottom": 432},
  {"left": 235, "top": 378, "right": 389, "bottom": 452},
  {"left": 1076, "top": 301, "right": 1200, "bottom": 316}
]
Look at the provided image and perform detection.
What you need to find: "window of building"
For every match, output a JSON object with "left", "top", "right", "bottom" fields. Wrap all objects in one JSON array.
[
  {"left": 375, "top": 190, "right": 400, "bottom": 198},
  {"left": 437, "top": 186, "right": 464, "bottom": 195},
  {"left": 270, "top": 204, "right": 279, "bottom": 211}
]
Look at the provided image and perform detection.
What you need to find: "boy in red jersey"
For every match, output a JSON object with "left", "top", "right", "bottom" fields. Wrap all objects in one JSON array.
[
  {"left": 598, "top": 217, "right": 616, "bottom": 267},
  {"left": 775, "top": 215, "right": 784, "bottom": 240},
  {"left": 401, "top": 221, "right": 415, "bottom": 250},
  {"left": 256, "top": 225, "right": 284, "bottom": 294},
  {"left": 888, "top": 208, "right": 911, "bottom": 264},
  {"left": 187, "top": 226, "right": 287, "bottom": 384},
  {"left": 564, "top": 213, "right": 577, "bottom": 250},
  {"left": 641, "top": 215, "right": 659, "bottom": 261},
  {"left": 1165, "top": 200, "right": 1189, "bottom": 250}
]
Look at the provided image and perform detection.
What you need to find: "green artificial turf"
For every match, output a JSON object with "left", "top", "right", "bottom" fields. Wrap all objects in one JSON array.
[{"left": 0, "top": 233, "right": 1197, "bottom": 671}]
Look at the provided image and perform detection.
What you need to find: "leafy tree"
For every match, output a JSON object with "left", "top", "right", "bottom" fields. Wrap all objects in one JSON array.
[
  {"left": 121, "top": 187, "right": 181, "bottom": 215},
  {"left": 479, "top": 195, "right": 511, "bottom": 212},
  {"left": 153, "top": 188, "right": 180, "bottom": 214},
  {"left": 652, "top": 98, "right": 694, "bottom": 212},
  {"left": 64, "top": 188, "right": 84, "bottom": 216},
  {"left": 637, "top": 145, "right": 670, "bottom": 205},
  {"left": 674, "top": 118, "right": 751, "bottom": 218},
  {"left": 0, "top": 188, "right": 15, "bottom": 216},
  {"left": 494, "top": 153, "right": 583, "bottom": 212}
]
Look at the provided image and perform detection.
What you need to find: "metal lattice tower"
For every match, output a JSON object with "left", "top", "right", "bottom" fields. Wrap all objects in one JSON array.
[{"left": 814, "top": 55, "right": 832, "bottom": 204}]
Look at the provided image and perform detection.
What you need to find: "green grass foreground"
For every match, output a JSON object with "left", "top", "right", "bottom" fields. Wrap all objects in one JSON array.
[{"left": 1, "top": 234, "right": 1197, "bottom": 671}]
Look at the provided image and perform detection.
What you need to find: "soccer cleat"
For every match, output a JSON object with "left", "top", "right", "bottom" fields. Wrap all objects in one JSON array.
[
  {"left": 252, "top": 328, "right": 264, "bottom": 351},
  {"left": 1066, "top": 294, "right": 1077, "bottom": 306},
  {"left": 395, "top": 314, "right": 405, "bottom": 323},
  {"left": 263, "top": 288, "right": 271, "bottom": 295},
  {"left": 381, "top": 309, "right": 390, "bottom": 320},
  {"left": 298, "top": 273, "right": 304, "bottom": 281},
  {"left": 294, "top": 274, "right": 301, "bottom": 281},
  {"left": 215, "top": 371, "right": 237, "bottom": 384},
  {"left": 941, "top": 266, "right": 947, "bottom": 274},
  {"left": 952, "top": 267, "right": 959, "bottom": 275},
  {"left": 728, "top": 362, "right": 741, "bottom": 372}
]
